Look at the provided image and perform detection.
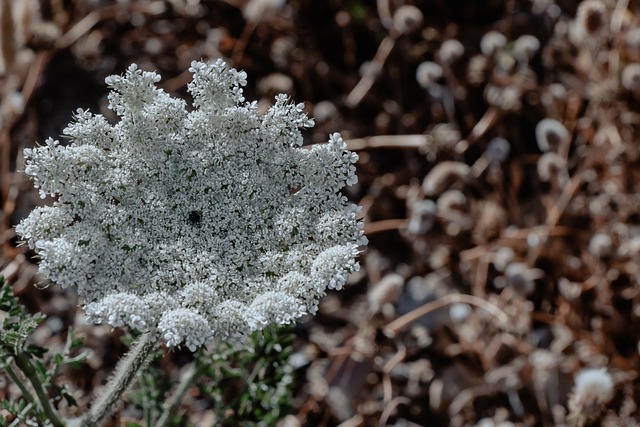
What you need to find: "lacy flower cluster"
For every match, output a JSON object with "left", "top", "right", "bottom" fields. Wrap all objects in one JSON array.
[{"left": 16, "top": 60, "right": 366, "bottom": 351}]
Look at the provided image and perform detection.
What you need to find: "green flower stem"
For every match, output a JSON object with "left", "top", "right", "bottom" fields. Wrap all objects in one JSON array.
[
  {"left": 3, "top": 361, "right": 38, "bottom": 415},
  {"left": 155, "top": 363, "right": 203, "bottom": 427},
  {"left": 12, "top": 350, "right": 65, "bottom": 427},
  {"left": 79, "top": 332, "right": 156, "bottom": 427}
]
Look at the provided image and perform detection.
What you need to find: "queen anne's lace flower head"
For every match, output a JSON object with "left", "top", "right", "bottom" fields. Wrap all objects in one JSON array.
[{"left": 16, "top": 59, "right": 367, "bottom": 349}]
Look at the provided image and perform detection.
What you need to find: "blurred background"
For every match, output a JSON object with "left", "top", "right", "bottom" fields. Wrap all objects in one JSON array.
[{"left": 2, "top": 0, "right": 640, "bottom": 425}]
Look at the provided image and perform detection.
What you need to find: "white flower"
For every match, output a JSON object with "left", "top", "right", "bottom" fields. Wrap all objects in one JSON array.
[
  {"left": 158, "top": 308, "right": 212, "bottom": 351},
  {"left": 17, "top": 59, "right": 366, "bottom": 350}
]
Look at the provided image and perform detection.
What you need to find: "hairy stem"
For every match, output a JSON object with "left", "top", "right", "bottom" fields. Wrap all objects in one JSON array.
[
  {"left": 78, "top": 332, "right": 156, "bottom": 427},
  {"left": 12, "top": 351, "right": 65, "bottom": 427}
]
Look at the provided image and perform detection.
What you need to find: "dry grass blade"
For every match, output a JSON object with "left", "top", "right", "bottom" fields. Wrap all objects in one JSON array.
[{"left": 383, "top": 293, "right": 509, "bottom": 338}]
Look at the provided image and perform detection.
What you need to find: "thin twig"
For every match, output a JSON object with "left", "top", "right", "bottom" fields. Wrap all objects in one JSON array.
[
  {"left": 383, "top": 293, "right": 509, "bottom": 338},
  {"left": 345, "top": 35, "right": 397, "bottom": 108},
  {"left": 525, "top": 173, "right": 582, "bottom": 267},
  {"left": 364, "top": 219, "right": 407, "bottom": 235}
]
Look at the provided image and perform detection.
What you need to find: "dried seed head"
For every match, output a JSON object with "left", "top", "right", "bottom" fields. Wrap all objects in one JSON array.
[
  {"left": 485, "top": 84, "right": 522, "bottom": 111},
  {"left": 257, "top": 73, "right": 294, "bottom": 97},
  {"left": 513, "top": 35, "right": 540, "bottom": 63},
  {"left": 431, "top": 123, "right": 461, "bottom": 151},
  {"left": 422, "top": 161, "right": 469, "bottom": 196},
  {"left": 575, "top": 0, "right": 607, "bottom": 35},
  {"left": 368, "top": 273, "right": 404, "bottom": 314},
  {"left": 493, "top": 247, "right": 515, "bottom": 272},
  {"left": 313, "top": 101, "right": 338, "bottom": 123},
  {"left": 416, "top": 61, "right": 443, "bottom": 88},
  {"left": 392, "top": 5, "right": 424, "bottom": 35},
  {"left": 480, "top": 31, "right": 507, "bottom": 56},
  {"left": 466, "top": 54, "right": 488, "bottom": 85},
  {"left": 625, "top": 28, "right": 640, "bottom": 51},
  {"left": 505, "top": 262, "right": 542, "bottom": 295},
  {"left": 541, "top": 83, "right": 568, "bottom": 113},
  {"left": 486, "top": 137, "right": 510, "bottom": 163},
  {"left": 589, "top": 232, "right": 613, "bottom": 259},
  {"left": 408, "top": 199, "right": 437, "bottom": 235},
  {"left": 621, "top": 63, "right": 640, "bottom": 92},
  {"left": 535, "top": 118, "right": 570, "bottom": 152},
  {"left": 438, "top": 39, "right": 465, "bottom": 65},
  {"left": 271, "top": 36, "right": 295, "bottom": 68},
  {"left": 243, "top": 0, "right": 285, "bottom": 21},
  {"left": 472, "top": 200, "right": 507, "bottom": 244},
  {"left": 568, "top": 368, "right": 614, "bottom": 424}
]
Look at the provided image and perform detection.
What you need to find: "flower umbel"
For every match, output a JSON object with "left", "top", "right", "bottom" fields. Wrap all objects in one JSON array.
[{"left": 16, "top": 59, "right": 366, "bottom": 349}]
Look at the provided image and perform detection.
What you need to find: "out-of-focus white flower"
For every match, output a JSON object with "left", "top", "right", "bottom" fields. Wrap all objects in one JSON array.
[{"left": 16, "top": 59, "right": 366, "bottom": 350}]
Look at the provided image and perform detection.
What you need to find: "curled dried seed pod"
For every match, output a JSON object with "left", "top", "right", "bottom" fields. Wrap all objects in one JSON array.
[
  {"left": 438, "top": 39, "right": 465, "bottom": 65},
  {"left": 422, "top": 161, "right": 469, "bottom": 196},
  {"left": 575, "top": 0, "right": 607, "bottom": 36},
  {"left": 416, "top": 61, "right": 443, "bottom": 88},
  {"left": 437, "top": 189, "right": 467, "bottom": 212},
  {"left": 537, "top": 152, "right": 567, "bottom": 183},
  {"left": 622, "top": 63, "right": 640, "bottom": 92},
  {"left": 436, "top": 190, "right": 471, "bottom": 236},
  {"left": 535, "top": 118, "right": 570, "bottom": 152},
  {"left": 392, "top": 5, "right": 423, "bottom": 35},
  {"left": 368, "top": 273, "right": 404, "bottom": 314},
  {"left": 480, "top": 31, "right": 507, "bottom": 56}
]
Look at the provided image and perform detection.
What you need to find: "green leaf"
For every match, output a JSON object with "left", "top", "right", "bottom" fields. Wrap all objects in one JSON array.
[
  {"left": 33, "top": 360, "right": 47, "bottom": 378},
  {"left": 27, "top": 345, "right": 48, "bottom": 358},
  {"left": 53, "top": 353, "right": 64, "bottom": 367}
]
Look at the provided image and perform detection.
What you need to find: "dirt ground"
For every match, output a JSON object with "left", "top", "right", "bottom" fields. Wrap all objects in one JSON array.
[{"left": 2, "top": 0, "right": 640, "bottom": 426}]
